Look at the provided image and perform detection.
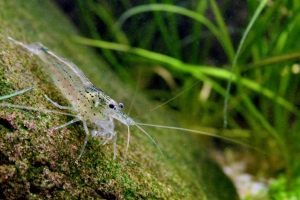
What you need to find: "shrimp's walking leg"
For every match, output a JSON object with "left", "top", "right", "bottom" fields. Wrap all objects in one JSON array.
[
  {"left": 44, "top": 95, "right": 75, "bottom": 111},
  {"left": 123, "top": 125, "right": 131, "bottom": 161},
  {"left": 77, "top": 121, "right": 90, "bottom": 159},
  {"left": 0, "top": 87, "right": 34, "bottom": 100},
  {"left": 113, "top": 134, "right": 117, "bottom": 159},
  {"left": 54, "top": 117, "right": 81, "bottom": 130}
]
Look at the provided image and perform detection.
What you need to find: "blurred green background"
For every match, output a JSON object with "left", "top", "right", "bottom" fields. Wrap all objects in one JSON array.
[{"left": 53, "top": 0, "right": 300, "bottom": 198}]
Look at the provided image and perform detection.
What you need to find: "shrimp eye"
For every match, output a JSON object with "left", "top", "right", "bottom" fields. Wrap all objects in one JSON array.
[
  {"left": 119, "top": 103, "right": 124, "bottom": 109},
  {"left": 109, "top": 103, "right": 115, "bottom": 109}
]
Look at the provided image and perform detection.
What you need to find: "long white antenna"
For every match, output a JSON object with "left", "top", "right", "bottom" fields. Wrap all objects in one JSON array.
[
  {"left": 136, "top": 122, "right": 255, "bottom": 149},
  {"left": 135, "top": 124, "right": 164, "bottom": 157}
]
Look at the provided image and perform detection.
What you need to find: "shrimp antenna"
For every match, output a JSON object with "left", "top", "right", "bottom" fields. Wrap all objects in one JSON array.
[
  {"left": 128, "top": 69, "right": 141, "bottom": 115},
  {"left": 135, "top": 124, "right": 164, "bottom": 157},
  {"left": 136, "top": 122, "right": 261, "bottom": 152},
  {"left": 134, "top": 81, "right": 200, "bottom": 119}
]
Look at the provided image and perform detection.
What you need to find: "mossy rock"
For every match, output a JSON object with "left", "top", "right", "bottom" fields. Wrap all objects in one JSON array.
[{"left": 0, "top": 0, "right": 238, "bottom": 199}]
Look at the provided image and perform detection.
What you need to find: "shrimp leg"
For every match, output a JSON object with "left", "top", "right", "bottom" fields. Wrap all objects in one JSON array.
[
  {"left": 0, "top": 87, "right": 34, "bottom": 100},
  {"left": 44, "top": 95, "right": 76, "bottom": 111}
]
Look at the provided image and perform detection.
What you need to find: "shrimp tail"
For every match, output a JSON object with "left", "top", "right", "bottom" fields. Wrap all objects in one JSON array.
[{"left": 7, "top": 36, "right": 43, "bottom": 56}]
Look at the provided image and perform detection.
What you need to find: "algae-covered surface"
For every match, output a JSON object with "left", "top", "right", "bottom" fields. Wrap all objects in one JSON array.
[{"left": 0, "top": 0, "right": 238, "bottom": 199}]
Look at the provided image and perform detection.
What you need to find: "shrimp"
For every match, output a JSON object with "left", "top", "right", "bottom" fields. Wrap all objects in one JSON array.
[
  {"left": 0, "top": 87, "right": 33, "bottom": 100},
  {"left": 6, "top": 36, "right": 161, "bottom": 160},
  {"left": 5, "top": 37, "right": 251, "bottom": 160}
]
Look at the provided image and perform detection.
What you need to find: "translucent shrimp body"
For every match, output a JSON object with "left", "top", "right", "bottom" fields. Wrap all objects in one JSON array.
[{"left": 7, "top": 37, "right": 139, "bottom": 159}]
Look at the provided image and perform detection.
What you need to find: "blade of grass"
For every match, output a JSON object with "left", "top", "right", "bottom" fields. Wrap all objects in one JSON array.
[
  {"left": 189, "top": 0, "right": 209, "bottom": 63},
  {"left": 148, "top": 0, "right": 181, "bottom": 59},
  {"left": 115, "top": 4, "right": 233, "bottom": 61},
  {"left": 209, "top": 0, "right": 235, "bottom": 63},
  {"left": 92, "top": 3, "right": 129, "bottom": 45},
  {"left": 245, "top": 51, "right": 300, "bottom": 71},
  {"left": 223, "top": 0, "right": 270, "bottom": 127}
]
